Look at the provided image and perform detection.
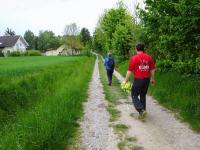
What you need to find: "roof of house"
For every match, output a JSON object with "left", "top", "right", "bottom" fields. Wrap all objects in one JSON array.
[{"left": 0, "top": 35, "right": 29, "bottom": 48}]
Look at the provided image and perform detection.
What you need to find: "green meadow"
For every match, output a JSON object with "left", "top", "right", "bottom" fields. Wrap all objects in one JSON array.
[{"left": 0, "top": 56, "right": 95, "bottom": 149}]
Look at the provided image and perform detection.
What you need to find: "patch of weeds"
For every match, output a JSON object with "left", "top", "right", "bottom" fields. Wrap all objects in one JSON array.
[
  {"left": 98, "top": 58, "right": 128, "bottom": 105},
  {"left": 130, "top": 145, "right": 144, "bottom": 150},
  {"left": 118, "top": 141, "right": 126, "bottom": 150},
  {"left": 126, "top": 136, "right": 137, "bottom": 142},
  {"left": 107, "top": 105, "right": 121, "bottom": 121},
  {"left": 114, "top": 124, "right": 129, "bottom": 134}
]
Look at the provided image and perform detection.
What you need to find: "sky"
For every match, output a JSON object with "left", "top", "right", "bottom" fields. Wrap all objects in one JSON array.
[{"left": 0, "top": 0, "right": 144, "bottom": 36}]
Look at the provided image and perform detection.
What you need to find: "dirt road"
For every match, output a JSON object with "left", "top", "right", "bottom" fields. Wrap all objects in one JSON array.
[{"left": 80, "top": 58, "right": 200, "bottom": 150}]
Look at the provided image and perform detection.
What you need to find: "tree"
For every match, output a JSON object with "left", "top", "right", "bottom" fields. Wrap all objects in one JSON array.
[
  {"left": 93, "top": 2, "right": 136, "bottom": 59},
  {"left": 5, "top": 28, "right": 15, "bottom": 36},
  {"left": 93, "top": 27, "right": 107, "bottom": 54},
  {"left": 37, "top": 30, "right": 60, "bottom": 52},
  {"left": 65, "top": 36, "right": 83, "bottom": 55},
  {"left": 139, "top": 0, "right": 200, "bottom": 61},
  {"left": 64, "top": 23, "right": 83, "bottom": 55},
  {"left": 64, "top": 23, "right": 79, "bottom": 36},
  {"left": 24, "top": 30, "right": 35, "bottom": 50},
  {"left": 80, "top": 28, "right": 92, "bottom": 46}
]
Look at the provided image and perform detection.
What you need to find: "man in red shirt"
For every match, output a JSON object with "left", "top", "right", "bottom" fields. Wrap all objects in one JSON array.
[{"left": 123, "top": 43, "right": 156, "bottom": 120}]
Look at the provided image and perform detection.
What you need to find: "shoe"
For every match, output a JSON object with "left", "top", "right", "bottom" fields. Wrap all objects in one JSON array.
[{"left": 138, "top": 111, "right": 147, "bottom": 120}]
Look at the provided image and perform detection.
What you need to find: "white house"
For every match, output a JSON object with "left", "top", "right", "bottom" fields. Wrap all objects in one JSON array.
[{"left": 0, "top": 35, "right": 29, "bottom": 56}]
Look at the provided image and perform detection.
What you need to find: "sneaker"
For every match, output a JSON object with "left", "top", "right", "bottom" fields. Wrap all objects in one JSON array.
[{"left": 138, "top": 111, "right": 147, "bottom": 120}]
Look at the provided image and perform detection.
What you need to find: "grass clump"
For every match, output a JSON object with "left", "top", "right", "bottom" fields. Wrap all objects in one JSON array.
[
  {"left": 114, "top": 124, "right": 129, "bottom": 134},
  {"left": 118, "top": 141, "right": 126, "bottom": 150},
  {"left": 107, "top": 106, "right": 121, "bottom": 122}
]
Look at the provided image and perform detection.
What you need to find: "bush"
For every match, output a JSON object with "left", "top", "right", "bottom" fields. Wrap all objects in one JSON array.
[
  {"left": 8, "top": 50, "right": 41, "bottom": 57},
  {"left": 0, "top": 51, "right": 4, "bottom": 57},
  {"left": 8, "top": 51, "right": 21, "bottom": 57},
  {"left": 81, "top": 44, "right": 91, "bottom": 57},
  {"left": 24, "top": 50, "right": 41, "bottom": 56}
]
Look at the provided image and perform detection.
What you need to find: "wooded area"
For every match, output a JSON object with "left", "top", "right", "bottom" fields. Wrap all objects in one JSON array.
[{"left": 93, "top": 0, "right": 200, "bottom": 74}]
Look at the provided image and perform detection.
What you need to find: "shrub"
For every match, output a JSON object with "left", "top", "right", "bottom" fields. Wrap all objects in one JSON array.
[
  {"left": 24, "top": 50, "right": 41, "bottom": 56},
  {"left": 8, "top": 51, "right": 21, "bottom": 57},
  {"left": 0, "top": 51, "right": 4, "bottom": 57},
  {"left": 8, "top": 50, "right": 41, "bottom": 57}
]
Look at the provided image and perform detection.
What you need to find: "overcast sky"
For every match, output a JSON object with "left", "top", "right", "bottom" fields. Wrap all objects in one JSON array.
[{"left": 0, "top": 0, "right": 144, "bottom": 36}]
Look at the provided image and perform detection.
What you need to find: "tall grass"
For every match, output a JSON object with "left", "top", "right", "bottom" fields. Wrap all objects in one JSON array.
[
  {"left": 118, "top": 61, "right": 200, "bottom": 132},
  {"left": 0, "top": 56, "right": 95, "bottom": 149},
  {"left": 117, "top": 60, "right": 130, "bottom": 77}
]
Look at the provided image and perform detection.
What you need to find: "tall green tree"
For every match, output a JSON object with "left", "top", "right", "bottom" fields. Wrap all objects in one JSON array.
[
  {"left": 94, "top": 2, "right": 136, "bottom": 59},
  {"left": 93, "top": 27, "right": 107, "bottom": 54},
  {"left": 24, "top": 30, "right": 35, "bottom": 50},
  {"left": 80, "top": 28, "right": 92, "bottom": 47},
  {"left": 37, "top": 30, "right": 60, "bottom": 52}
]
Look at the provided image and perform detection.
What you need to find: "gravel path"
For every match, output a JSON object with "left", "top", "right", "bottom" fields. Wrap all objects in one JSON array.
[
  {"left": 80, "top": 58, "right": 118, "bottom": 150},
  {"left": 114, "top": 70, "right": 200, "bottom": 150}
]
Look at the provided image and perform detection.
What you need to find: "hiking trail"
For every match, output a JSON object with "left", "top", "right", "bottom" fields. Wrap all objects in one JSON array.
[{"left": 79, "top": 57, "right": 200, "bottom": 150}]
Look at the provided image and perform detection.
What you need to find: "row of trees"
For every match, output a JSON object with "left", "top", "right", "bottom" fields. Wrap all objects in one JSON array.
[
  {"left": 3, "top": 24, "right": 92, "bottom": 53},
  {"left": 24, "top": 30, "right": 61, "bottom": 51},
  {"left": 93, "top": 1, "right": 200, "bottom": 73},
  {"left": 139, "top": 0, "right": 200, "bottom": 61},
  {"left": 23, "top": 24, "right": 92, "bottom": 53},
  {"left": 138, "top": 0, "right": 200, "bottom": 73}
]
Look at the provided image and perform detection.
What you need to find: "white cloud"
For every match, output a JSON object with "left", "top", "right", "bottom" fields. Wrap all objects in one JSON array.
[{"left": 0, "top": 0, "right": 143, "bottom": 36}]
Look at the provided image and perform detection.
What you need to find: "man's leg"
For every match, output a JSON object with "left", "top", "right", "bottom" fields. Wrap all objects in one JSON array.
[
  {"left": 107, "top": 70, "right": 112, "bottom": 85},
  {"left": 131, "top": 78, "right": 144, "bottom": 112},
  {"left": 140, "top": 78, "right": 150, "bottom": 111}
]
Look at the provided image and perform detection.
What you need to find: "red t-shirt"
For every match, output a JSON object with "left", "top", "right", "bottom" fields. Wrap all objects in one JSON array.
[{"left": 128, "top": 52, "right": 156, "bottom": 79}]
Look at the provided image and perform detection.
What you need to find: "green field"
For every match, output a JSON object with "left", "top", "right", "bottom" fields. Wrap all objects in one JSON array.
[
  {"left": 118, "top": 61, "right": 200, "bottom": 132},
  {"left": 0, "top": 56, "right": 95, "bottom": 149}
]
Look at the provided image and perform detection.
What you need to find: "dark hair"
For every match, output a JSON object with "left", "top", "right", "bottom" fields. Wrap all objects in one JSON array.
[{"left": 136, "top": 43, "right": 144, "bottom": 51}]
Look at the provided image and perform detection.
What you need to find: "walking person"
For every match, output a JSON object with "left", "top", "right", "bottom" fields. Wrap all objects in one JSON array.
[
  {"left": 104, "top": 53, "right": 115, "bottom": 86},
  {"left": 123, "top": 43, "right": 156, "bottom": 120}
]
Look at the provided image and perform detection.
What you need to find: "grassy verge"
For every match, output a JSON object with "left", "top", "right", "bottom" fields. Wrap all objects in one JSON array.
[
  {"left": 0, "top": 56, "right": 95, "bottom": 149},
  {"left": 99, "top": 57, "right": 142, "bottom": 150},
  {"left": 98, "top": 57, "right": 127, "bottom": 121},
  {"left": 117, "top": 60, "right": 130, "bottom": 77},
  {"left": 118, "top": 60, "right": 200, "bottom": 132}
]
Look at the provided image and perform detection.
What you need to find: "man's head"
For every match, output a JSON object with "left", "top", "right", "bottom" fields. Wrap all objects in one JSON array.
[
  {"left": 108, "top": 53, "right": 112, "bottom": 57},
  {"left": 135, "top": 43, "right": 144, "bottom": 52}
]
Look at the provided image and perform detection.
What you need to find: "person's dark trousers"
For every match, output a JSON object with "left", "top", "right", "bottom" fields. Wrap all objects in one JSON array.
[
  {"left": 106, "top": 69, "right": 113, "bottom": 85},
  {"left": 131, "top": 78, "right": 150, "bottom": 113}
]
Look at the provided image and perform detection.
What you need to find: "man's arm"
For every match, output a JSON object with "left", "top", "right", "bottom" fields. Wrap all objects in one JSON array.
[
  {"left": 150, "top": 69, "right": 156, "bottom": 85},
  {"left": 124, "top": 71, "right": 132, "bottom": 83}
]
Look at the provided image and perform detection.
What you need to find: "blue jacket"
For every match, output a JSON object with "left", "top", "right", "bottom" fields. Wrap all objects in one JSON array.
[{"left": 105, "top": 56, "right": 115, "bottom": 71}]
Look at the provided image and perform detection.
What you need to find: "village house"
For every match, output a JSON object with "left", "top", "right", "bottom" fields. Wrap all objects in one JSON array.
[{"left": 0, "top": 35, "right": 29, "bottom": 56}]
